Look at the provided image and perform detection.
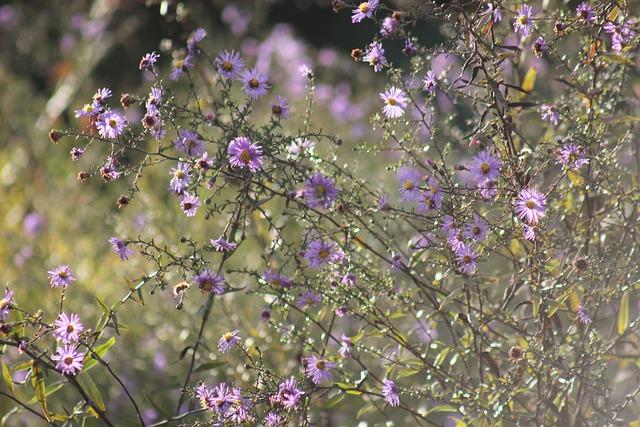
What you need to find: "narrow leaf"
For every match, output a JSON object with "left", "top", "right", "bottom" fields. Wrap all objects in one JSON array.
[
  {"left": 193, "top": 361, "right": 226, "bottom": 372},
  {"left": 1, "top": 360, "right": 13, "bottom": 395},
  {"left": 31, "top": 362, "right": 49, "bottom": 422},
  {"left": 83, "top": 337, "right": 115, "bottom": 372},
  {"left": 319, "top": 392, "right": 344, "bottom": 410},
  {"left": 618, "top": 292, "right": 629, "bottom": 335},
  {"left": 77, "top": 372, "right": 106, "bottom": 412}
]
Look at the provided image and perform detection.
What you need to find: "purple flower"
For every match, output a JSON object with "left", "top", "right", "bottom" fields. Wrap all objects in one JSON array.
[
  {"left": 339, "top": 335, "right": 352, "bottom": 357},
  {"left": 263, "top": 269, "right": 293, "bottom": 289},
  {"left": 577, "top": 3, "right": 595, "bottom": 23},
  {"left": 304, "top": 173, "right": 338, "bottom": 209},
  {"left": 402, "top": 38, "right": 417, "bottom": 56},
  {"left": 97, "top": 110, "right": 126, "bottom": 138},
  {"left": 239, "top": 67, "right": 270, "bottom": 99},
  {"left": 447, "top": 232, "right": 466, "bottom": 252},
  {"left": 468, "top": 151, "right": 502, "bottom": 183},
  {"left": 515, "top": 188, "right": 547, "bottom": 225},
  {"left": 463, "top": 213, "right": 489, "bottom": 242},
  {"left": 70, "top": 147, "right": 85, "bottom": 161},
  {"left": 196, "top": 152, "right": 215, "bottom": 172},
  {"left": 304, "top": 239, "right": 343, "bottom": 270},
  {"left": 541, "top": 105, "right": 560, "bottom": 125},
  {"left": 523, "top": 224, "right": 537, "bottom": 241},
  {"left": 440, "top": 215, "right": 459, "bottom": 238},
  {"left": 100, "top": 157, "right": 121, "bottom": 182},
  {"left": 194, "top": 270, "right": 226, "bottom": 294},
  {"left": 557, "top": 143, "right": 589, "bottom": 170},
  {"left": 391, "top": 253, "right": 403, "bottom": 269},
  {"left": 174, "top": 130, "right": 205, "bottom": 157},
  {"left": 265, "top": 412, "right": 283, "bottom": 426},
  {"left": 52, "top": 345, "right": 84, "bottom": 376},
  {"left": 287, "top": 137, "right": 316, "bottom": 160},
  {"left": 513, "top": 5, "right": 536, "bottom": 37},
  {"left": 146, "top": 87, "right": 163, "bottom": 112},
  {"left": 484, "top": 3, "right": 502, "bottom": 22},
  {"left": 380, "top": 16, "right": 399, "bottom": 36},
  {"left": 187, "top": 28, "right": 207, "bottom": 53},
  {"left": 74, "top": 103, "right": 102, "bottom": 118},
  {"left": 454, "top": 244, "right": 479, "bottom": 276},
  {"left": 215, "top": 49, "right": 245, "bottom": 80},
  {"left": 139, "top": 51, "right": 159, "bottom": 71},
  {"left": 180, "top": 192, "right": 201, "bottom": 217},
  {"left": 211, "top": 238, "right": 237, "bottom": 252},
  {"left": 218, "top": 330, "right": 241, "bottom": 352},
  {"left": 208, "top": 382, "right": 233, "bottom": 413},
  {"left": 423, "top": 70, "right": 437, "bottom": 93},
  {"left": 296, "top": 290, "right": 322, "bottom": 309},
  {"left": 47, "top": 265, "right": 76, "bottom": 288},
  {"left": 380, "top": 87, "right": 408, "bottom": 119},
  {"left": 363, "top": 42, "right": 387, "bottom": 72},
  {"left": 276, "top": 377, "right": 305, "bottom": 409},
  {"left": 416, "top": 178, "right": 442, "bottom": 214},
  {"left": 92, "top": 88, "right": 112, "bottom": 106},
  {"left": 170, "top": 54, "right": 194, "bottom": 81},
  {"left": 169, "top": 162, "right": 192, "bottom": 194},
  {"left": 378, "top": 194, "right": 388, "bottom": 210},
  {"left": 382, "top": 379, "right": 400, "bottom": 406},
  {"left": 531, "top": 36, "right": 547, "bottom": 57},
  {"left": 0, "top": 289, "right": 14, "bottom": 320},
  {"left": 398, "top": 168, "right": 423, "bottom": 203},
  {"left": 53, "top": 313, "right": 84, "bottom": 344},
  {"left": 352, "top": 0, "right": 379, "bottom": 23},
  {"left": 108, "top": 237, "right": 134, "bottom": 261},
  {"left": 576, "top": 305, "right": 592, "bottom": 324},
  {"left": 228, "top": 136, "right": 263, "bottom": 173},
  {"left": 196, "top": 383, "right": 214, "bottom": 409},
  {"left": 336, "top": 306, "right": 349, "bottom": 317},
  {"left": 304, "top": 355, "right": 336, "bottom": 384},
  {"left": 271, "top": 95, "right": 291, "bottom": 120}
]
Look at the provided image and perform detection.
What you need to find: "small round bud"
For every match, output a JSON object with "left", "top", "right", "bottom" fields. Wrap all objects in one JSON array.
[
  {"left": 49, "top": 129, "right": 62, "bottom": 144},
  {"left": 351, "top": 49, "right": 363, "bottom": 62},
  {"left": 120, "top": 93, "right": 135, "bottom": 109},
  {"left": 116, "top": 195, "right": 130, "bottom": 208},
  {"left": 78, "top": 171, "right": 90, "bottom": 182}
]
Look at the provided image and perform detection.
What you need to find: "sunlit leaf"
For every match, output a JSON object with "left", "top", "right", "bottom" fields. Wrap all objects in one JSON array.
[
  {"left": 618, "top": 292, "right": 629, "bottom": 335},
  {"left": 31, "top": 362, "right": 49, "bottom": 422}
]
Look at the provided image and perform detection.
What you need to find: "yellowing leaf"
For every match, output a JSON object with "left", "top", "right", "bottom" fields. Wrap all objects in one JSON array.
[{"left": 618, "top": 292, "right": 629, "bottom": 335}]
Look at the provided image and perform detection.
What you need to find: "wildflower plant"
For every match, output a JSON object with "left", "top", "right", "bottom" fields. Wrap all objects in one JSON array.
[{"left": 2, "top": 1, "right": 640, "bottom": 426}]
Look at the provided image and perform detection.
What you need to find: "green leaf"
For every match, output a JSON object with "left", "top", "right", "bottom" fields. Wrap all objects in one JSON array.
[
  {"left": 144, "top": 393, "right": 174, "bottom": 419},
  {"left": 425, "top": 405, "right": 459, "bottom": 417},
  {"left": 1, "top": 359, "right": 13, "bottom": 396},
  {"left": 193, "top": 361, "right": 226, "bottom": 372},
  {"left": 319, "top": 392, "right": 345, "bottom": 410},
  {"left": 31, "top": 362, "right": 49, "bottom": 422},
  {"left": 618, "top": 292, "right": 629, "bottom": 335},
  {"left": 346, "top": 389, "right": 363, "bottom": 395},
  {"left": 95, "top": 297, "right": 111, "bottom": 316},
  {"left": 439, "top": 289, "right": 462, "bottom": 311},
  {"left": 357, "top": 403, "right": 375, "bottom": 419},
  {"left": 83, "top": 337, "right": 115, "bottom": 372},
  {"left": 77, "top": 372, "right": 106, "bottom": 412}
]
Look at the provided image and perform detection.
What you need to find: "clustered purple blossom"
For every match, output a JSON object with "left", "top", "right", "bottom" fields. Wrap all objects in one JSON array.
[
  {"left": 228, "top": 136, "right": 263, "bottom": 173},
  {"left": 557, "top": 143, "right": 589, "bottom": 170},
  {"left": 304, "top": 239, "right": 343, "bottom": 270},
  {"left": 304, "top": 354, "right": 336, "bottom": 384},
  {"left": 363, "top": 42, "right": 387, "bottom": 72},
  {"left": 197, "top": 382, "right": 251, "bottom": 423},
  {"left": 53, "top": 312, "right": 84, "bottom": 344}
]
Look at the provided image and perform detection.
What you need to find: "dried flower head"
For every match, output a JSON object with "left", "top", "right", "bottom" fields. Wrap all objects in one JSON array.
[{"left": 508, "top": 345, "right": 525, "bottom": 363}]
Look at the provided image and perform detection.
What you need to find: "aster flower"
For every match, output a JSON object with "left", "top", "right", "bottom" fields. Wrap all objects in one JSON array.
[
  {"left": 262, "top": 269, "right": 294, "bottom": 289},
  {"left": 195, "top": 152, "right": 215, "bottom": 172},
  {"left": 531, "top": 37, "right": 547, "bottom": 57},
  {"left": 402, "top": 38, "right": 417, "bottom": 56},
  {"left": 108, "top": 237, "right": 134, "bottom": 261},
  {"left": 139, "top": 51, "right": 159, "bottom": 71},
  {"left": 194, "top": 269, "right": 226, "bottom": 294},
  {"left": 483, "top": 3, "right": 502, "bottom": 22},
  {"left": 215, "top": 49, "right": 245, "bottom": 80},
  {"left": 218, "top": 330, "right": 241, "bottom": 353},
  {"left": 523, "top": 224, "right": 537, "bottom": 241},
  {"left": 468, "top": 151, "right": 502, "bottom": 183},
  {"left": 51, "top": 345, "right": 84, "bottom": 376},
  {"left": 196, "top": 383, "right": 214, "bottom": 409},
  {"left": 169, "top": 162, "right": 192, "bottom": 194},
  {"left": 180, "top": 192, "right": 201, "bottom": 217},
  {"left": 378, "top": 194, "right": 388, "bottom": 210},
  {"left": 515, "top": 188, "right": 547, "bottom": 225},
  {"left": 397, "top": 168, "right": 422, "bottom": 203},
  {"left": 576, "top": 3, "right": 595, "bottom": 23},
  {"left": 304, "top": 355, "right": 336, "bottom": 384},
  {"left": 299, "top": 64, "right": 314, "bottom": 78},
  {"left": 382, "top": 379, "right": 400, "bottom": 406},
  {"left": 0, "top": 289, "right": 14, "bottom": 320},
  {"left": 380, "top": 87, "right": 408, "bottom": 119},
  {"left": 576, "top": 305, "right": 592, "bottom": 324},
  {"left": 454, "top": 244, "right": 479, "bottom": 276},
  {"left": 170, "top": 53, "right": 194, "bottom": 81},
  {"left": 100, "top": 157, "right": 121, "bottom": 182},
  {"left": 463, "top": 213, "right": 489, "bottom": 242},
  {"left": 265, "top": 412, "right": 283, "bottom": 426},
  {"left": 97, "top": 110, "right": 127, "bottom": 138},
  {"left": 208, "top": 382, "right": 233, "bottom": 414},
  {"left": 146, "top": 87, "right": 163, "bottom": 113},
  {"left": 239, "top": 67, "right": 270, "bottom": 99},
  {"left": 74, "top": 103, "right": 102, "bottom": 118},
  {"left": 363, "top": 42, "right": 387, "bottom": 72},
  {"left": 336, "top": 306, "right": 349, "bottom": 317},
  {"left": 92, "top": 88, "right": 112, "bottom": 106},
  {"left": 339, "top": 335, "right": 352, "bottom": 357},
  {"left": 228, "top": 136, "right": 263, "bottom": 173},
  {"left": 541, "top": 105, "right": 560, "bottom": 125},
  {"left": 276, "top": 377, "right": 305, "bottom": 410},
  {"left": 47, "top": 265, "right": 76, "bottom": 288},
  {"left": 211, "top": 238, "right": 237, "bottom": 252},
  {"left": 423, "top": 70, "right": 437, "bottom": 93},
  {"left": 351, "top": 0, "right": 379, "bottom": 23},
  {"left": 380, "top": 16, "right": 399, "bottom": 36},
  {"left": 440, "top": 215, "right": 459, "bottom": 238},
  {"left": 557, "top": 143, "right": 589, "bottom": 170},
  {"left": 296, "top": 290, "right": 322, "bottom": 309},
  {"left": 391, "top": 253, "right": 403, "bottom": 269},
  {"left": 513, "top": 5, "right": 536, "bottom": 37},
  {"left": 53, "top": 312, "right": 84, "bottom": 344},
  {"left": 270, "top": 95, "right": 291, "bottom": 120},
  {"left": 70, "top": 147, "right": 84, "bottom": 161},
  {"left": 342, "top": 272, "right": 356, "bottom": 285},
  {"left": 187, "top": 28, "right": 207, "bottom": 53},
  {"left": 174, "top": 130, "right": 205, "bottom": 157},
  {"left": 287, "top": 137, "right": 316, "bottom": 159},
  {"left": 304, "top": 173, "right": 338, "bottom": 209},
  {"left": 416, "top": 178, "right": 442, "bottom": 214},
  {"left": 304, "top": 239, "right": 343, "bottom": 270},
  {"left": 478, "top": 179, "right": 498, "bottom": 199},
  {"left": 447, "top": 232, "right": 466, "bottom": 252}
]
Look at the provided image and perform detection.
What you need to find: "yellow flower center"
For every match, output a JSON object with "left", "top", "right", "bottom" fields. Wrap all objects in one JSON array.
[
  {"left": 222, "top": 61, "right": 233, "bottom": 72},
  {"left": 481, "top": 163, "right": 490, "bottom": 173},
  {"left": 240, "top": 150, "right": 251, "bottom": 163},
  {"left": 387, "top": 97, "right": 397, "bottom": 106},
  {"left": 526, "top": 200, "right": 536, "bottom": 209},
  {"left": 0, "top": 300, "right": 8, "bottom": 310},
  {"left": 315, "top": 184, "right": 326, "bottom": 196},
  {"left": 66, "top": 324, "right": 75, "bottom": 333},
  {"left": 223, "top": 332, "right": 235, "bottom": 342},
  {"left": 463, "top": 255, "right": 471, "bottom": 263},
  {"left": 249, "top": 78, "right": 260, "bottom": 89},
  {"left": 316, "top": 360, "right": 326, "bottom": 370},
  {"left": 174, "top": 170, "right": 185, "bottom": 179},
  {"left": 518, "top": 15, "right": 528, "bottom": 25},
  {"left": 473, "top": 226, "right": 481, "bottom": 235},
  {"left": 108, "top": 118, "right": 117, "bottom": 127},
  {"left": 64, "top": 356, "right": 73, "bottom": 365},
  {"left": 358, "top": 2, "right": 370, "bottom": 13},
  {"left": 319, "top": 249, "right": 330, "bottom": 259},
  {"left": 58, "top": 271, "right": 68, "bottom": 279},
  {"left": 403, "top": 181, "right": 414, "bottom": 191}
]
